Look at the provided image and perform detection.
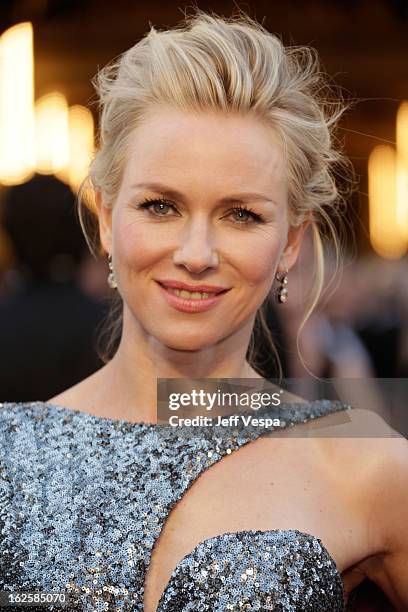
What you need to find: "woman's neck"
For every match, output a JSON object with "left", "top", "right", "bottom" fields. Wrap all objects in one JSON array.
[{"left": 74, "top": 305, "right": 262, "bottom": 422}]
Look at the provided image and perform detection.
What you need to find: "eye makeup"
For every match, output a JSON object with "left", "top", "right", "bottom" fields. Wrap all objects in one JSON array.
[{"left": 135, "top": 197, "right": 266, "bottom": 225}]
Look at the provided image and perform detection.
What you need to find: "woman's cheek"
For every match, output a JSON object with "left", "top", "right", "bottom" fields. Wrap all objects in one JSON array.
[
  {"left": 255, "top": 248, "right": 278, "bottom": 278},
  {"left": 235, "top": 239, "right": 281, "bottom": 286},
  {"left": 114, "top": 220, "right": 160, "bottom": 270}
]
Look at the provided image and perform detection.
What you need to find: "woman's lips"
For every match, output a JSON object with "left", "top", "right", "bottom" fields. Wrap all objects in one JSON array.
[{"left": 156, "top": 281, "right": 229, "bottom": 313}]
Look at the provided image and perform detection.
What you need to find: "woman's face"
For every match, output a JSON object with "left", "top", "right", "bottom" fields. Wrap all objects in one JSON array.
[{"left": 97, "top": 107, "right": 306, "bottom": 351}]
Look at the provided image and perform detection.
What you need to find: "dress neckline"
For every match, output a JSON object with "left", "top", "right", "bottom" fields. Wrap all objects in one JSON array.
[
  {"left": 34, "top": 401, "right": 159, "bottom": 427},
  {"left": 21, "top": 398, "right": 349, "bottom": 429},
  {"left": 155, "top": 528, "right": 345, "bottom": 610}
]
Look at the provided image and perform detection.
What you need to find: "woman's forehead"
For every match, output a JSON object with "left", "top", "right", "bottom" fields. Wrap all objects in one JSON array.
[
  {"left": 127, "top": 106, "right": 283, "bottom": 152},
  {"left": 121, "top": 109, "right": 287, "bottom": 195}
]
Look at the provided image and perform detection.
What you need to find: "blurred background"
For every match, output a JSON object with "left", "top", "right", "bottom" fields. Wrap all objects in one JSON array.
[{"left": 0, "top": 0, "right": 407, "bottom": 408}]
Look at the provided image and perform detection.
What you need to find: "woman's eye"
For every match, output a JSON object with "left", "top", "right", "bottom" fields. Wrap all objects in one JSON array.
[
  {"left": 138, "top": 198, "right": 176, "bottom": 216},
  {"left": 137, "top": 199, "right": 264, "bottom": 225},
  {"left": 229, "top": 207, "right": 264, "bottom": 224}
]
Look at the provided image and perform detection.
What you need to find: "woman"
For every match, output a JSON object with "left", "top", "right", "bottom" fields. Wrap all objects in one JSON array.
[{"left": 1, "top": 9, "right": 407, "bottom": 611}]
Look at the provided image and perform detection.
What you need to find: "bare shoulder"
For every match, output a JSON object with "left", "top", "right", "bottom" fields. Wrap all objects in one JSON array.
[
  {"left": 336, "top": 405, "right": 404, "bottom": 437},
  {"left": 356, "top": 427, "right": 408, "bottom": 539},
  {"left": 312, "top": 406, "right": 407, "bottom": 482},
  {"left": 292, "top": 406, "right": 408, "bottom": 531},
  {"left": 313, "top": 407, "right": 408, "bottom": 608},
  {"left": 289, "top": 403, "right": 404, "bottom": 438},
  {"left": 47, "top": 366, "right": 107, "bottom": 411},
  {"left": 48, "top": 380, "right": 91, "bottom": 409},
  {"left": 324, "top": 406, "right": 408, "bottom": 483},
  {"left": 337, "top": 412, "right": 408, "bottom": 608},
  {"left": 265, "top": 401, "right": 408, "bottom": 606}
]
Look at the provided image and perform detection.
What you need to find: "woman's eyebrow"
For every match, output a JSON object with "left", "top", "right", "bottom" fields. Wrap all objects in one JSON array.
[{"left": 130, "top": 181, "right": 279, "bottom": 207}]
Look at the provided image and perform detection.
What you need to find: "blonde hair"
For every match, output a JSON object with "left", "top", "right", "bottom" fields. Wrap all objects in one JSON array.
[{"left": 78, "top": 7, "right": 354, "bottom": 379}]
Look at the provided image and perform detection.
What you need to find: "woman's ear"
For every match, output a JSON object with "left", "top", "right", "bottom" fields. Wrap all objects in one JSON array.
[
  {"left": 95, "top": 190, "right": 113, "bottom": 255},
  {"left": 282, "top": 219, "right": 311, "bottom": 270}
]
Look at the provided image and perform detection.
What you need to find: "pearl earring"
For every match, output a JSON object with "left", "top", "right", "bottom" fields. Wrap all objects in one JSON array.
[
  {"left": 107, "top": 254, "right": 117, "bottom": 289},
  {"left": 275, "top": 265, "right": 288, "bottom": 304}
]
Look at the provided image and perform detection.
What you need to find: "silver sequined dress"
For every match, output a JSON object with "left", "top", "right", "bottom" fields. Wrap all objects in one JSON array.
[{"left": 0, "top": 399, "right": 351, "bottom": 611}]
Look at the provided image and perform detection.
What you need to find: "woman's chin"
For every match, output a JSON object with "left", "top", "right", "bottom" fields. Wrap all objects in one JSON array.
[{"left": 157, "top": 331, "right": 220, "bottom": 353}]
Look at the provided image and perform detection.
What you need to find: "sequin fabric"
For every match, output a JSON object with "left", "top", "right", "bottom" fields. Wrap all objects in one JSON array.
[{"left": 0, "top": 399, "right": 351, "bottom": 611}]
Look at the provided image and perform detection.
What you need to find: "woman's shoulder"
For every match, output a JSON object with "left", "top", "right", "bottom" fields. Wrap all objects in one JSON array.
[
  {"left": 0, "top": 400, "right": 57, "bottom": 434},
  {"left": 308, "top": 405, "right": 407, "bottom": 482},
  {"left": 0, "top": 400, "right": 31, "bottom": 423},
  {"left": 278, "top": 399, "right": 402, "bottom": 438},
  {"left": 0, "top": 402, "right": 42, "bottom": 467},
  {"left": 276, "top": 403, "right": 407, "bottom": 518},
  {"left": 332, "top": 411, "right": 408, "bottom": 608},
  {"left": 0, "top": 366, "right": 105, "bottom": 423},
  {"left": 316, "top": 406, "right": 408, "bottom": 548}
]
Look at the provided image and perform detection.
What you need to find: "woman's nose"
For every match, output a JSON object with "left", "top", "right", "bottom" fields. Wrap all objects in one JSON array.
[{"left": 172, "top": 225, "right": 219, "bottom": 273}]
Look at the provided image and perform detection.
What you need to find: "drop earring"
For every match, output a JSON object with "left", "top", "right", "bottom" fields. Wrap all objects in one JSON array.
[
  {"left": 107, "top": 253, "right": 117, "bottom": 289},
  {"left": 275, "top": 265, "right": 288, "bottom": 304}
]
